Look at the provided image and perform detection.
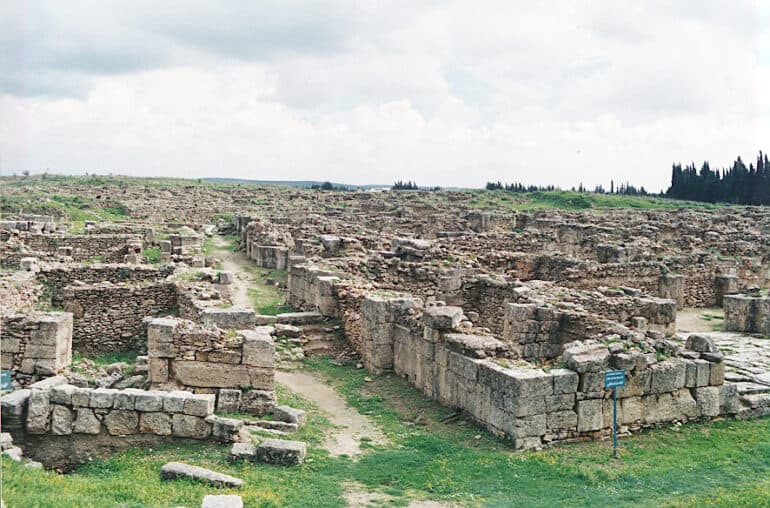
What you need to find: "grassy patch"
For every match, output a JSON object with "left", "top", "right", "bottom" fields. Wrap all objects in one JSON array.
[
  {"left": 468, "top": 190, "right": 726, "bottom": 211},
  {"left": 142, "top": 247, "right": 162, "bottom": 264},
  {"left": 73, "top": 350, "right": 139, "bottom": 367},
  {"left": 4, "top": 356, "right": 769, "bottom": 507}
]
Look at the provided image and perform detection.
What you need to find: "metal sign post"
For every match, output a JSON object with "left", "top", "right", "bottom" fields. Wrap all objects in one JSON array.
[{"left": 604, "top": 370, "right": 626, "bottom": 459}]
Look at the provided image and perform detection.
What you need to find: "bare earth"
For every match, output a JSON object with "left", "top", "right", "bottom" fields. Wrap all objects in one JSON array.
[
  {"left": 212, "top": 236, "right": 253, "bottom": 309},
  {"left": 275, "top": 369, "right": 388, "bottom": 457}
]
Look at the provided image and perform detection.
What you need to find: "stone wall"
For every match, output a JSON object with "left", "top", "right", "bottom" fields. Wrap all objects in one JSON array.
[
  {"left": 0, "top": 312, "right": 72, "bottom": 386},
  {"left": 1, "top": 377, "right": 243, "bottom": 470},
  {"left": 19, "top": 233, "right": 142, "bottom": 262},
  {"left": 249, "top": 244, "right": 290, "bottom": 270},
  {"left": 287, "top": 263, "right": 340, "bottom": 316},
  {"left": 0, "top": 273, "right": 43, "bottom": 316},
  {"left": 147, "top": 318, "right": 276, "bottom": 415},
  {"left": 724, "top": 295, "right": 770, "bottom": 334},
  {"left": 357, "top": 299, "right": 736, "bottom": 449},
  {"left": 62, "top": 282, "right": 177, "bottom": 354},
  {"left": 40, "top": 264, "right": 174, "bottom": 306}
]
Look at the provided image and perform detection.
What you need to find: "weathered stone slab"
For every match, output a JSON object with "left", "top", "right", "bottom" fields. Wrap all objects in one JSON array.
[
  {"left": 255, "top": 438, "right": 307, "bottom": 465},
  {"left": 201, "top": 495, "right": 244, "bottom": 508},
  {"left": 159, "top": 462, "right": 243, "bottom": 488}
]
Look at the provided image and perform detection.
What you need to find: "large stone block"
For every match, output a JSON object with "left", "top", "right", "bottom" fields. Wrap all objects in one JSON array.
[
  {"left": 104, "top": 410, "right": 139, "bottom": 435},
  {"left": 551, "top": 369, "right": 579, "bottom": 394},
  {"left": 90, "top": 388, "right": 118, "bottom": 409},
  {"left": 140, "top": 412, "right": 172, "bottom": 435},
  {"left": 184, "top": 394, "right": 216, "bottom": 417},
  {"left": 650, "top": 361, "right": 686, "bottom": 394},
  {"left": 563, "top": 343, "right": 610, "bottom": 373},
  {"left": 26, "top": 389, "right": 52, "bottom": 434},
  {"left": 164, "top": 391, "right": 192, "bottom": 413},
  {"left": 576, "top": 399, "right": 603, "bottom": 432},
  {"left": 172, "top": 414, "right": 212, "bottom": 439},
  {"left": 241, "top": 331, "right": 275, "bottom": 368},
  {"left": 134, "top": 391, "right": 164, "bottom": 412},
  {"left": 216, "top": 389, "right": 242, "bottom": 413},
  {"left": 172, "top": 361, "right": 264, "bottom": 389},
  {"left": 256, "top": 438, "right": 307, "bottom": 465},
  {"left": 546, "top": 410, "right": 578, "bottom": 431},
  {"left": 513, "top": 414, "right": 546, "bottom": 439},
  {"left": 51, "top": 405, "right": 74, "bottom": 435},
  {"left": 422, "top": 306, "right": 463, "bottom": 330},
  {"left": 695, "top": 386, "right": 720, "bottom": 417},
  {"left": 72, "top": 408, "right": 101, "bottom": 434},
  {"left": 709, "top": 361, "right": 725, "bottom": 386}
]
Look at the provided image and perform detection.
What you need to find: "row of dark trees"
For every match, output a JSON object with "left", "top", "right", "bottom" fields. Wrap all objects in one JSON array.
[
  {"left": 666, "top": 152, "right": 769, "bottom": 205},
  {"left": 392, "top": 180, "right": 419, "bottom": 190},
  {"left": 485, "top": 181, "right": 650, "bottom": 196}
]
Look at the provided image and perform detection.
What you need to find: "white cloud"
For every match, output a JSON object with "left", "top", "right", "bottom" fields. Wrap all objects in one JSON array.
[{"left": 1, "top": 1, "right": 767, "bottom": 189}]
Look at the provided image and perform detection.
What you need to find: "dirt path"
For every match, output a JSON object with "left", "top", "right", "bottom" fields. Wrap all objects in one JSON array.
[
  {"left": 275, "top": 370, "right": 388, "bottom": 457},
  {"left": 211, "top": 236, "right": 253, "bottom": 309},
  {"left": 676, "top": 307, "right": 723, "bottom": 334}
]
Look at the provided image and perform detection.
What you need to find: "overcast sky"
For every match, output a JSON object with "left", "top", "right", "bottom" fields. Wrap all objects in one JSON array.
[{"left": 1, "top": 1, "right": 768, "bottom": 190}]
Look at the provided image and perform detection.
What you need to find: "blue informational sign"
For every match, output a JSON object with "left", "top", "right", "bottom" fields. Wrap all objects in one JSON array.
[
  {"left": 604, "top": 370, "right": 626, "bottom": 389},
  {"left": 1, "top": 370, "right": 11, "bottom": 391}
]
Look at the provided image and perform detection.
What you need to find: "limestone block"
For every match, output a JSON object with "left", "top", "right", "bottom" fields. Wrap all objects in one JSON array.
[
  {"left": 104, "top": 410, "right": 139, "bottom": 435},
  {"left": 159, "top": 461, "right": 242, "bottom": 488},
  {"left": 202, "top": 495, "right": 244, "bottom": 508},
  {"left": 208, "top": 350, "right": 242, "bottom": 364},
  {"left": 73, "top": 408, "right": 101, "bottom": 434},
  {"left": 551, "top": 369, "right": 579, "bottom": 394},
  {"left": 513, "top": 414, "right": 547, "bottom": 439},
  {"left": 674, "top": 388, "right": 698, "bottom": 419},
  {"left": 241, "top": 332, "right": 275, "bottom": 368},
  {"left": 545, "top": 393, "right": 575, "bottom": 412},
  {"left": 230, "top": 442, "right": 256, "bottom": 461},
  {"left": 505, "top": 395, "right": 546, "bottom": 417},
  {"left": 172, "top": 361, "right": 257, "bottom": 388},
  {"left": 216, "top": 389, "right": 242, "bottom": 413},
  {"left": 273, "top": 405, "right": 306, "bottom": 425},
  {"left": 602, "top": 398, "right": 623, "bottom": 429},
  {"left": 172, "top": 414, "right": 212, "bottom": 439},
  {"left": 51, "top": 405, "right": 74, "bottom": 435},
  {"left": 206, "top": 415, "right": 244, "bottom": 442},
  {"left": 164, "top": 391, "right": 193, "bottom": 413},
  {"left": 184, "top": 394, "right": 216, "bottom": 417},
  {"left": 642, "top": 393, "right": 676, "bottom": 424},
  {"left": 239, "top": 390, "right": 276, "bottom": 416},
  {"left": 149, "top": 358, "right": 169, "bottom": 382},
  {"left": 719, "top": 383, "right": 739, "bottom": 414},
  {"left": 90, "top": 388, "right": 118, "bottom": 409},
  {"left": 139, "top": 412, "right": 172, "bottom": 435},
  {"left": 422, "top": 306, "right": 463, "bottom": 330},
  {"left": 685, "top": 334, "right": 718, "bottom": 353},
  {"left": 694, "top": 359, "right": 711, "bottom": 387},
  {"left": 546, "top": 410, "right": 578, "bottom": 431},
  {"left": 134, "top": 391, "right": 164, "bottom": 412},
  {"left": 147, "top": 318, "right": 177, "bottom": 358},
  {"left": 709, "top": 361, "right": 725, "bottom": 386},
  {"left": 579, "top": 372, "right": 605, "bottom": 393},
  {"left": 50, "top": 384, "right": 79, "bottom": 405},
  {"left": 26, "top": 389, "right": 52, "bottom": 434},
  {"left": 576, "top": 399, "right": 603, "bottom": 432},
  {"left": 695, "top": 386, "right": 720, "bottom": 417},
  {"left": 621, "top": 397, "right": 643, "bottom": 424},
  {"left": 563, "top": 343, "right": 610, "bottom": 373},
  {"left": 649, "top": 361, "right": 686, "bottom": 394},
  {"left": 113, "top": 389, "right": 141, "bottom": 410},
  {"left": 256, "top": 438, "right": 307, "bottom": 465}
]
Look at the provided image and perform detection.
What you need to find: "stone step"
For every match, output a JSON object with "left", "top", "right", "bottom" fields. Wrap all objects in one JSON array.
[
  {"left": 275, "top": 312, "right": 324, "bottom": 325},
  {"left": 252, "top": 420, "right": 299, "bottom": 433},
  {"left": 160, "top": 462, "right": 243, "bottom": 488},
  {"left": 230, "top": 439, "right": 307, "bottom": 465},
  {"left": 733, "top": 381, "right": 770, "bottom": 395},
  {"left": 201, "top": 495, "right": 243, "bottom": 508}
]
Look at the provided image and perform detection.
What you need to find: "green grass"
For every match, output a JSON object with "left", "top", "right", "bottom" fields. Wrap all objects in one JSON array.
[
  {"left": 72, "top": 350, "right": 139, "bottom": 367},
  {"left": 468, "top": 190, "right": 727, "bottom": 211},
  {"left": 142, "top": 248, "right": 162, "bottom": 264},
  {"left": 6, "top": 355, "right": 768, "bottom": 507}
]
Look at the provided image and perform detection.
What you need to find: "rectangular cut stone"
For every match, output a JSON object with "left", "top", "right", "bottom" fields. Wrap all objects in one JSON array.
[
  {"left": 51, "top": 384, "right": 79, "bottom": 405},
  {"left": 184, "top": 394, "right": 216, "bottom": 417},
  {"left": 90, "top": 388, "right": 118, "bottom": 409},
  {"left": 72, "top": 408, "right": 101, "bottom": 434},
  {"left": 140, "top": 412, "right": 172, "bottom": 435},
  {"left": 695, "top": 386, "right": 720, "bottom": 417},
  {"left": 551, "top": 369, "right": 579, "bottom": 394},
  {"left": 621, "top": 397, "right": 643, "bottom": 424},
  {"left": 26, "top": 389, "right": 52, "bottom": 434},
  {"left": 513, "top": 414, "right": 546, "bottom": 439},
  {"left": 709, "top": 362, "right": 725, "bottom": 386},
  {"left": 172, "top": 361, "right": 253, "bottom": 388},
  {"left": 134, "top": 391, "right": 164, "bottom": 412},
  {"left": 577, "top": 399, "right": 603, "bottom": 432},
  {"left": 650, "top": 361, "right": 686, "bottom": 394},
  {"left": 149, "top": 358, "right": 169, "bottom": 383},
  {"left": 103, "top": 410, "right": 139, "bottom": 435},
  {"left": 241, "top": 332, "right": 275, "bottom": 368},
  {"left": 545, "top": 393, "right": 576, "bottom": 412},
  {"left": 208, "top": 350, "right": 242, "bottom": 364},
  {"left": 164, "top": 391, "right": 192, "bottom": 413},
  {"left": 216, "top": 389, "right": 242, "bottom": 413},
  {"left": 546, "top": 410, "right": 578, "bottom": 431},
  {"left": 694, "top": 359, "right": 710, "bottom": 387},
  {"left": 172, "top": 414, "right": 212, "bottom": 439},
  {"left": 51, "top": 405, "right": 74, "bottom": 435}
]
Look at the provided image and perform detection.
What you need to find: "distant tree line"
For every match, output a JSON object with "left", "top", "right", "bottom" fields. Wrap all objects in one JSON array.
[
  {"left": 392, "top": 180, "right": 419, "bottom": 190},
  {"left": 666, "top": 152, "right": 769, "bottom": 205},
  {"left": 309, "top": 181, "right": 350, "bottom": 191},
  {"left": 485, "top": 181, "right": 651, "bottom": 195}
]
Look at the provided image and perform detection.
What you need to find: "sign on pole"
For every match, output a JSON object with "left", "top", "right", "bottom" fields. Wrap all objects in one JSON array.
[{"left": 604, "top": 370, "right": 626, "bottom": 459}]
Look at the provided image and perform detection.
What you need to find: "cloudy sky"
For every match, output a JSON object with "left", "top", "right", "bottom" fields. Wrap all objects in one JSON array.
[{"left": 1, "top": 1, "right": 768, "bottom": 190}]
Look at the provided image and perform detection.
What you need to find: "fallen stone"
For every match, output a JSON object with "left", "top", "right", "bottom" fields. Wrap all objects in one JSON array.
[
  {"left": 255, "top": 438, "right": 307, "bottom": 465},
  {"left": 159, "top": 462, "right": 243, "bottom": 488},
  {"left": 273, "top": 405, "right": 306, "bottom": 426},
  {"left": 201, "top": 495, "right": 243, "bottom": 508}
]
